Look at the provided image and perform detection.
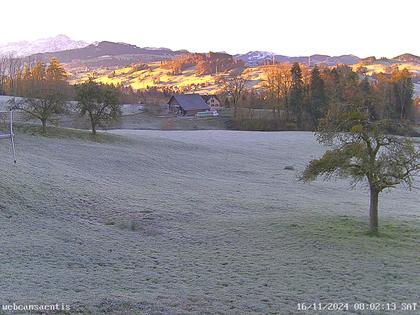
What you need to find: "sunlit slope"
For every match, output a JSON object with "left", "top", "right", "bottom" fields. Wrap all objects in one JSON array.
[
  {"left": 352, "top": 62, "right": 420, "bottom": 76},
  {"left": 70, "top": 62, "right": 266, "bottom": 93},
  {"left": 68, "top": 60, "right": 420, "bottom": 94}
]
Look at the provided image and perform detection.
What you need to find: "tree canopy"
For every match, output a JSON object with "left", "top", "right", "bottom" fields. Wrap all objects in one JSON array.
[
  {"left": 302, "top": 103, "right": 420, "bottom": 234},
  {"left": 75, "top": 80, "right": 121, "bottom": 135}
]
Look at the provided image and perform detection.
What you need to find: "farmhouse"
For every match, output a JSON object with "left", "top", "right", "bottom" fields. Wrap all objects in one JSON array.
[
  {"left": 201, "top": 95, "right": 222, "bottom": 111},
  {"left": 168, "top": 94, "right": 210, "bottom": 116}
]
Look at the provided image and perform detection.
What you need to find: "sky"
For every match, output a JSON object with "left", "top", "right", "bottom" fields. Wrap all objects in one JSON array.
[{"left": 1, "top": 0, "right": 419, "bottom": 57}]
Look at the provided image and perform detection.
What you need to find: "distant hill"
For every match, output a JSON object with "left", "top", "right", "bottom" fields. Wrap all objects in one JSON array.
[
  {"left": 286, "top": 54, "right": 360, "bottom": 66},
  {"left": 0, "top": 35, "right": 88, "bottom": 57},
  {"left": 393, "top": 53, "right": 420, "bottom": 64},
  {"left": 236, "top": 51, "right": 360, "bottom": 66},
  {"left": 360, "top": 54, "right": 420, "bottom": 66},
  {"left": 27, "top": 41, "right": 187, "bottom": 68}
]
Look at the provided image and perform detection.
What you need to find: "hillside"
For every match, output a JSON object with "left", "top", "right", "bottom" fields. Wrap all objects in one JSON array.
[
  {"left": 28, "top": 41, "right": 186, "bottom": 68},
  {"left": 72, "top": 62, "right": 267, "bottom": 95},
  {"left": 75, "top": 59, "right": 420, "bottom": 96},
  {"left": 394, "top": 53, "right": 420, "bottom": 64},
  {"left": 74, "top": 61, "right": 223, "bottom": 93},
  {"left": 73, "top": 52, "right": 252, "bottom": 94},
  {"left": 351, "top": 60, "right": 420, "bottom": 79},
  {"left": 5, "top": 38, "right": 419, "bottom": 95},
  {"left": 0, "top": 130, "right": 419, "bottom": 313},
  {"left": 60, "top": 44, "right": 419, "bottom": 95}
]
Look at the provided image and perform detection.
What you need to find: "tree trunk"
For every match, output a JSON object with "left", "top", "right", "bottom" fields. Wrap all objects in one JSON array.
[
  {"left": 91, "top": 121, "right": 96, "bottom": 135},
  {"left": 369, "top": 185, "right": 379, "bottom": 235},
  {"left": 89, "top": 113, "right": 96, "bottom": 135},
  {"left": 41, "top": 119, "right": 47, "bottom": 134}
]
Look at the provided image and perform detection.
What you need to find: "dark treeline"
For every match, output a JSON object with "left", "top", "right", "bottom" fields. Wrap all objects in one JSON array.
[{"left": 227, "top": 62, "right": 416, "bottom": 131}]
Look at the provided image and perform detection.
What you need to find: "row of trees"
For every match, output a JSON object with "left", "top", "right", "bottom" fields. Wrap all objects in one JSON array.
[
  {"left": 3, "top": 57, "right": 121, "bottom": 135},
  {"left": 223, "top": 63, "right": 416, "bottom": 130}
]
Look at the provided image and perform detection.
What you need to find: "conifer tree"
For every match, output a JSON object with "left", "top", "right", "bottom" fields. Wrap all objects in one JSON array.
[
  {"left": 308, "top": 65, "right": 326, "bottom": 126},
  {"left": 289, "top": 63, "right": 304, "bottom": 128}
]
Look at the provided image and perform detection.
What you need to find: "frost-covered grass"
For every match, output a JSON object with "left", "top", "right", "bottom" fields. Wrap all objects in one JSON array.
[
  {"left": 414, "top": 83, "right": 420, "bottom": 97},
  {"left": 0, "top": 130, "right": 419, "bottom": 314},
  {"left": 0, "top": 96, "right": 23, "bottom": 112},
  {"left": 13, "top": 124, "right": 128, "bottom": 143}
]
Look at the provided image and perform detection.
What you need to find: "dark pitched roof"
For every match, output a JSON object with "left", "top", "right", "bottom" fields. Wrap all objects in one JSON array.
[
  {"left": 201, "top": 94, "right": 220, "bottom": 102},
  {"left": 169, "top": 94, "right": 210, "bottom": 111},
  {"left": 201, "top": 95, "right": 211, "bottom": 102}
]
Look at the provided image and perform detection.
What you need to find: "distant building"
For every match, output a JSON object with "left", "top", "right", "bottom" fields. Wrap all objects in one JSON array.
[
  {"left": 168, "top": 94, "right": 210, "bottom": 116},
  {"left": 120, "top": 104, "right": 144, "bottom": 115},
  {"left": 201, "top": 95, "right": 222, "bottom": 111}
]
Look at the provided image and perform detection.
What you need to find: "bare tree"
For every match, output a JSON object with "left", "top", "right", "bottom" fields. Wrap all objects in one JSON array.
[
  {"left": 263, "top": 64, "right": 292, "bottom": 118},
  {"left": 0, "top": 55, "right": 8, "bottom": 93},
  {"left": 9, "top": 90, "right": 66, "bottom": 134},
  {"left": 6, "top": 53, "right": 22, "bottom": 95},
  {"left": 223, "top": 76, "right": 247, "bottom": 118}
]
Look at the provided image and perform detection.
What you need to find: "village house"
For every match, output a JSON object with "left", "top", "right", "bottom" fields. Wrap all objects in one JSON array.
[
  {"left": 201, "top": 95, "right": 222, "bottom": 111},
  {"left": 168, "top": 94, "right": 210, "bottom": 116}
]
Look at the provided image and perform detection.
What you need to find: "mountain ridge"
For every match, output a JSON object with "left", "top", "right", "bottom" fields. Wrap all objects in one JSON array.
[
  {"left": 2, "top": 35, "right": 418, "bottom": 69},
  {"left": 0, "top": 34, "right": 89, "bottom": 57},
  {"left": 235, "top": 51, "right": 361, "bottom": 66},
  {"left": 26, "top": 41, "right": 187, "bottom": 68}
]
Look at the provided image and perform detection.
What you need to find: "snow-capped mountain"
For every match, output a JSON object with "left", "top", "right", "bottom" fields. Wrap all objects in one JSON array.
[
  {"left": 0, "top": 35, "right": 89, "bottom": 57},
  {"left": 235, "top": 51, "right": 277, "bottom": 65}
]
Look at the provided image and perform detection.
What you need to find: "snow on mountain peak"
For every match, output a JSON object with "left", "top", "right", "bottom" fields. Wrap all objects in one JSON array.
[{"left": 0, "top": 35, "right": 89, "bottom": 57}]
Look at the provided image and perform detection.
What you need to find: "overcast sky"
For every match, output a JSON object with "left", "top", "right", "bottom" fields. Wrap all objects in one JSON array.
[{"left": 2, "top": 0, "right": 419, "bottom": 57}]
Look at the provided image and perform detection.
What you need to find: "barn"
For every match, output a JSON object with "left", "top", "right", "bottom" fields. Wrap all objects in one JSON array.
[{"left": 168, "top": 94, "right": 210, "bottom": 116}]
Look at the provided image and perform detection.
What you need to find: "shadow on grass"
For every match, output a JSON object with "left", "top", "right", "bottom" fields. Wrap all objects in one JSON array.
[{"left": 14, "top": 123, "right": 131, "bottom": 144}]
